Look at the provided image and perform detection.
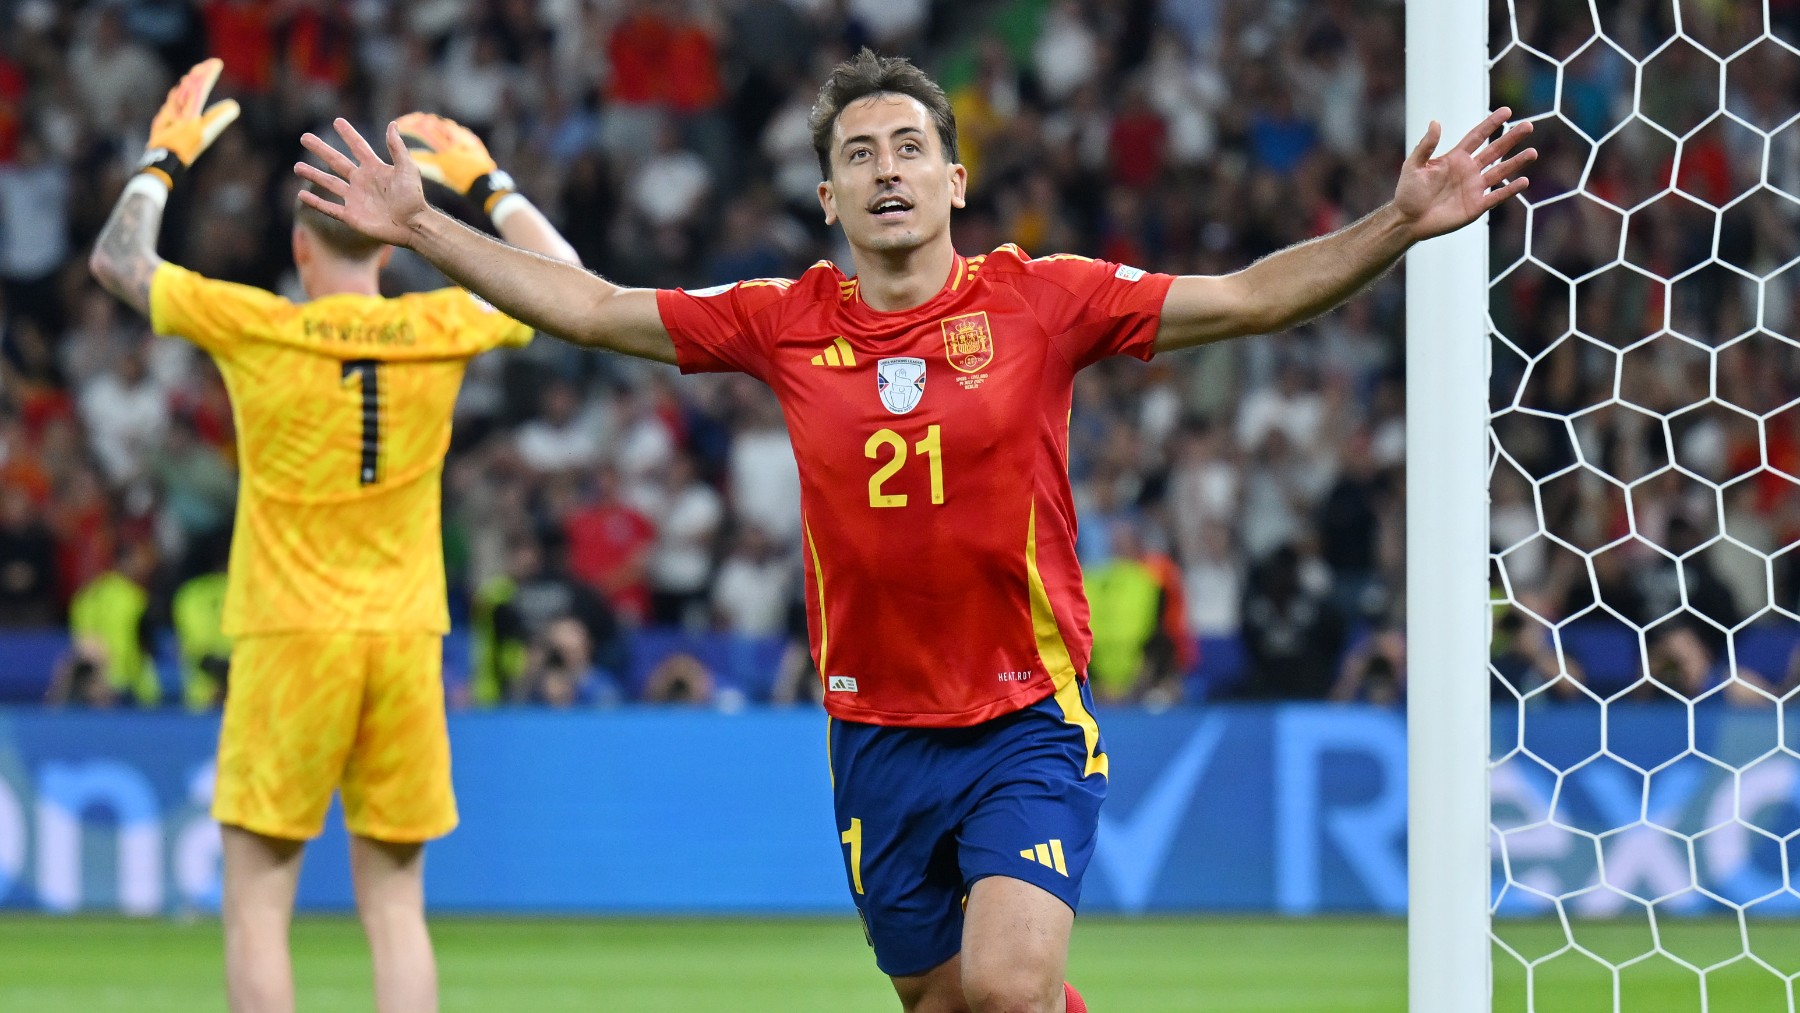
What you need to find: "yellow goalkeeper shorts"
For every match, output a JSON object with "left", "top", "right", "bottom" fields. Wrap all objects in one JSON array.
[{"left": 213, "top": 631, "right": 458, "bottom": 843}]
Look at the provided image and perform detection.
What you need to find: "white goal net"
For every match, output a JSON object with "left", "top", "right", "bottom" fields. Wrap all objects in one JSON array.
[{"left": 1488, "top": 1, "right": 1800, "bottom": 1008}]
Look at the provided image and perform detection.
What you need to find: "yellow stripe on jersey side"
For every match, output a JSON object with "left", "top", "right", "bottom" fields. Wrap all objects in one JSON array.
[
  {"left": 1026, "top": 504, "right": 1108, "bottom": 779},
  {"left": 806, "top": 522, "right": 829, "bottom": 682}
]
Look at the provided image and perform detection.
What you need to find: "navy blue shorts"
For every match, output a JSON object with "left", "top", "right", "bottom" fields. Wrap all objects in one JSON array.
[{"left": 827, "top": 681, "right": 1109, "bottom": 977}]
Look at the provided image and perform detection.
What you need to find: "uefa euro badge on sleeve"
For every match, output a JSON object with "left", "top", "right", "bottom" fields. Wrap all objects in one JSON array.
[{"left": 876, "top": 357, "right": 927, "bottom": 415}]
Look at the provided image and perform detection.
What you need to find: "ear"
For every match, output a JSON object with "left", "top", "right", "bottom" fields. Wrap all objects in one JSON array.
[
  {"left": 377, "top": 246, "right": 395, "bottom": 269},
  {"left": 291, "top": 226, "right": 310, "bottom": 267},
  {"left": 818, "top": 179, "right": 839, "bottom": 227},
  {"left": 949, "top": 162, "right": 968, "bottom": 210}
]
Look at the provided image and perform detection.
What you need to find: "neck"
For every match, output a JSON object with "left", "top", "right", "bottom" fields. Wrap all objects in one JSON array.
[
  {"left": 301, "top": 261, "right": 381, "bottom": 299},
  {"left": 849, "top": 232, "right": 957, "bottom": 312}
]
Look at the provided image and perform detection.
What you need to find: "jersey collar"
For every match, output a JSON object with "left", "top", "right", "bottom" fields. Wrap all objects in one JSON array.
[{"left": 846, "top": 253, "right": 970, "bottom": 322}]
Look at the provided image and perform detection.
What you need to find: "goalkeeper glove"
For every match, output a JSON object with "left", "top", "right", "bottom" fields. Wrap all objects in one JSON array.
[
  {"left": 396, "top": 112, "right": 517, "bottom": 218},
  {"left": 138, "top": 58, "right": 240, "bottom": 190}
]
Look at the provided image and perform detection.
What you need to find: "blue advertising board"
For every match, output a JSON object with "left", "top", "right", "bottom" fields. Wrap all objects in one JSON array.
[{"left": 0, "top": 703, "right": 1787, "bottom": 917}]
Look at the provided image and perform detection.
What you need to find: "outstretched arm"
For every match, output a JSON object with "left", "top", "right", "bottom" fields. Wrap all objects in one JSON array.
[
  {"left": 393, "top": 111, "right": 582, "bottom": 267},
  {"left": 91, "top": 58, "right": 241, "bottom": 316},
  {"left": 90, "top": 186, "right": 167, "bottom": 317},
  {"left": 1154, "top": 108, "right": 1535, "bottom": 352},
  {"left": 297, "top": 118, "right": 676, "bottom": 364}
]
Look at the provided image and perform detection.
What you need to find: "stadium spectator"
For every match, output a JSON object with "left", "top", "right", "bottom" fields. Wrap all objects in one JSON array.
[
  {"left": 710, "top": 523, "right": 793, "bottom": 636},
  {"left": 519, "top": 615, "right": 619, "bottom": 708},
  {"left": 61, "top": 538, "right": 160, "bottom": 708},
  {"left": 725, "top": 387, "right": 802, "bottom": 545},
  {"left": 66, "top": 7, "right": 167, "bottom": 132},
  {"left": 0, "top": 481, "right": 57, "bottom": 626},
  {"left": 1644, "top": 623, "right": 1775, "bottom": 705},
  {"left": 515, "top": 376, "right": 608, "bottom": 475},
  {"left": 149, "top": 411, "right": 236, "bottom": 561},
  {"left": 1330, "top": 624, "right": 1406, "bottom": 704},
  {"left": 640, "top": 651, "right": 717, "bottom": 705},
  {"left": 1316, "top": 427, "right": 1389, "bottom": 623},
  {"left": 171, "top": 546, "right": 231, "bottom": 711},
  {"left": 1238, "top": 543, "right": 1344, "bottom": 699},
  {"left": 472, "top": 529, "right": 627, "bottom": 707},
  {"left": 1181, "top": 517, "right": 1243, "bottom": 639},
  {"left": 78, "top": 337, "right": 170, "bottom": 491},
  {"left": 562, "top": 465, "right": 657, "bottom": 624},
  {"left": 640, "top": 451, "right": 723, "bottom": 627},
  {"left": 1084, "top": 518, "right": 1191, "bottom": 704},
  {"left": 0, "top": 134, "right": 71, "bottom": 333},
  {"left": 1489, "top": 594, "right": 1586, "bottom": 703}
]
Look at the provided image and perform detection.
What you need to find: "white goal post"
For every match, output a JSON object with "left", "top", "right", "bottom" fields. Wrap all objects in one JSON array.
[
  {"left": 1405, "top": 1, "right": 1492, "bottom": 1010},
  {"left": 1417, "top": 2, "right": 1800, "bottom": 1011}
]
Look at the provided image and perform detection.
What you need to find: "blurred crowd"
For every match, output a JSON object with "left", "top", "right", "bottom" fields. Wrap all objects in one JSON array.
[
  {"left": 1489, "top": 0, "right": 1800, "bottom": 706},
  {"left": 10, "top": 0, "right": 1719, "bottom": 711}
]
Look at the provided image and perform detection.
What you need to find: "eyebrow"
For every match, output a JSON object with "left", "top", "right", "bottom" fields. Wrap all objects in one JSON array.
[{"left": 839, "top": 126, "right": 927, "bottom": 153}]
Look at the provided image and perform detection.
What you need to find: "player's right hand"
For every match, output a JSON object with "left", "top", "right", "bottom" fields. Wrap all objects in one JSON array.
[
  {"left": 395, "top": 112, "right": 501, "bottom": 195},
  {"left": 145, "top": 58, "right": 241, "bottom": 171}
]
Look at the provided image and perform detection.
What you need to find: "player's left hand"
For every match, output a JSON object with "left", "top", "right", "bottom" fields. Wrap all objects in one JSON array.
[
  {"left": 1393, "top": 107, "right": 1535, "bottom": 242},
  {"left": 146, "top": 58, "right": 241, "bottom": 169}
]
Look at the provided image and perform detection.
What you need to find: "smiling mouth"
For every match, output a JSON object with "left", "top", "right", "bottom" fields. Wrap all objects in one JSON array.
[{"left": 869, "top": 197, "right": 913, "bottom": 219}]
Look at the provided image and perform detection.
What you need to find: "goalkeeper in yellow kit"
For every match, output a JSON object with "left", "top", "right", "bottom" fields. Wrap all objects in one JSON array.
[{"left": 89, "top": 60, "right": 582, "bottom": 1013}]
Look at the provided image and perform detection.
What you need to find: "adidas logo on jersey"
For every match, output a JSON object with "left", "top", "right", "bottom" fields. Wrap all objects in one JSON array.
[
  {"left": 828, "top": 676, "right": 858, "bottom": 693},
  {"left": 810, "top": 337, "right": 858, "bottom": 367},
  {"left": 1019, "top": 839, "right": 1069, "bottom": 876}
]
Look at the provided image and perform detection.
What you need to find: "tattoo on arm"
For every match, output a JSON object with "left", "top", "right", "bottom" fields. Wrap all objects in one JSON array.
[{"left": 91, "top": 192, "right": 167, "bottom": 317}]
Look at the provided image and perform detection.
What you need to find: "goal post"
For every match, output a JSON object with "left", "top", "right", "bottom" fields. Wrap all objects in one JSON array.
[{"left": 1405, "top": 1, "right": 1492, "bottom": 1011}]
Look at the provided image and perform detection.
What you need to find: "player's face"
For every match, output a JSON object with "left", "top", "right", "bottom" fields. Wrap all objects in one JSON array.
[{"left": 818, "top": 94, "right": 966, "bottom": 255}]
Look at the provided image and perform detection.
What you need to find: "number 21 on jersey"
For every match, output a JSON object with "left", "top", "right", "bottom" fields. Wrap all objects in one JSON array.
[{"left": 865, "top": 425, "right": 943, "bottom": 508}]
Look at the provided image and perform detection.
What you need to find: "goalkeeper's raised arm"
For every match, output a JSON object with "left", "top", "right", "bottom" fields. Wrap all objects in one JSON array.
[
  {"left": 90, "top": 57, "right": 240, "bottom": 315},
  {"left": 298, "top": 118, "right": 676, "bottom": 365}
]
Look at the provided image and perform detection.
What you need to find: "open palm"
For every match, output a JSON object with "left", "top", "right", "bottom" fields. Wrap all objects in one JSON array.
[
  {"left": 295, "top": 118, "right": 428, "bottom": 248},
  {"left": 1395, "top": 107, "right": 1536, "bottom": 242}
]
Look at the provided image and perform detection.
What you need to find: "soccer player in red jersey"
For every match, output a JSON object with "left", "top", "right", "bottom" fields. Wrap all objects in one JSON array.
[{"left": 298, "top": 49, "right": 1532, "bottom": 1013}]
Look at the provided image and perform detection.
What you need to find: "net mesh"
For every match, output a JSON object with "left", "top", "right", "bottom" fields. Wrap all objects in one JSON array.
[{"left": 1488, "top": 1, "right": 1800, "bottom": 1008}]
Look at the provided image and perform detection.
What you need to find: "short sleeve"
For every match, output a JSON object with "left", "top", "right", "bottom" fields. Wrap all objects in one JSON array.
[
  {"left": 655, "top": 280, "right": 794, "bottom": 380},
  {"left": 150, "top": 263, "right": 289, "bottom": 358},
  {"left": 421, "top": 288, "right": 533, "bottom": 354},
  {"left": 1010, "top": 253, "right": 1176, "bottom": 369}
]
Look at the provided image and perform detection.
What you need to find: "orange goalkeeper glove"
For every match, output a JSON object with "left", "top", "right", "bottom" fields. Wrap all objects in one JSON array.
[
  {"left": 396, "top": 112, "right": 517, "bottom": 217},
  {"left": 139, "top": 58, "right": 240, "bottom": 189}
]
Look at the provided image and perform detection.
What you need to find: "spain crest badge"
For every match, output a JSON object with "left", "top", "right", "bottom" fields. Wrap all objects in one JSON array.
[{"left": 940, "top": 311, "right": 995, "bottom": 373}]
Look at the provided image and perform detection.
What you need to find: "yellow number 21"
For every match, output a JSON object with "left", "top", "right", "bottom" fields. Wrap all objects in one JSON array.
[{"left": 865, "top": 425, "right": 944, "bottom": 508}]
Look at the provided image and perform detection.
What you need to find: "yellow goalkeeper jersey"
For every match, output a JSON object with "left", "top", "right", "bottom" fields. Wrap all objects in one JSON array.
[{"left": 150, "top": 263, "right": 531, "bottom": 636}]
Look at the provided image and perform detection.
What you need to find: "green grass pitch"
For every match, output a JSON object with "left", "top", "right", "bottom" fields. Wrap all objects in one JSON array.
[{"left": 0, "top": 914, "right": 1792, "bottom": 1011}]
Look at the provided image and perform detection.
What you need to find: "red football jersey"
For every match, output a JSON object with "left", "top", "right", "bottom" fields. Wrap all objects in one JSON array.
[{"left": 657, "top": 245, "right": 1175, "bottom": 727}]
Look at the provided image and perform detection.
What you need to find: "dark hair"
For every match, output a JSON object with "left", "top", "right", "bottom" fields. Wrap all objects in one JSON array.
[
  {"left": 809, "top": 48, "right": 958, "bottom": 180},
  {"left": 293, "top": 181, "right": 383, "bottom": 261}
]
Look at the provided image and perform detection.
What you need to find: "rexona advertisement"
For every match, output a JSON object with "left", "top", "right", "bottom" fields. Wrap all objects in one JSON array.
[{"left": 0, "top": 706, "right": 1790, "bottom": 916}]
